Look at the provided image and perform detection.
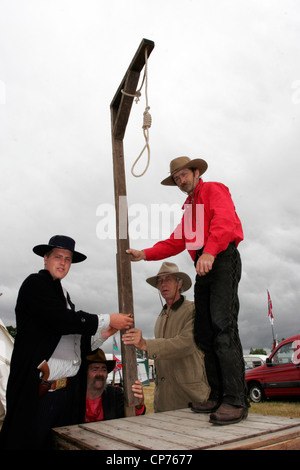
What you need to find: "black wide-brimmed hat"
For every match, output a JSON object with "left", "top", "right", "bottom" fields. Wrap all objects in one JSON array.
[{"left": 33, "top": 235, "right": 87, "bottom": 263}]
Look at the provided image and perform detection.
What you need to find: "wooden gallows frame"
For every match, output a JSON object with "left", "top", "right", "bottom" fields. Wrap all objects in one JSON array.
[{"left": 110, "top": 39, "right": 155, "bottom": 415}]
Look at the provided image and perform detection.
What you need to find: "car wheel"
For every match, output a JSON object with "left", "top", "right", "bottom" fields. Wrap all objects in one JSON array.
[{"left": 249, "top": 383, "right": 264, "bottom": 403}]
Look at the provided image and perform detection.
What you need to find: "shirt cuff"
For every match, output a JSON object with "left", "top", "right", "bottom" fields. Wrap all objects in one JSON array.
[
  {"left": 97, "top": 314, "right": 110, "bottom": 332},
  {"left": 135, "top": 404, "right": 145, "bottom": 415}
]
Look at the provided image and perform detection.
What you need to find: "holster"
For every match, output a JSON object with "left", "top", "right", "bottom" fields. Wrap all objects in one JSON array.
[
  {"left": 37, "top": 360, "right": 51, "bottom": 398},
  {"left": 38, "top": 379, "right": 51, "bottom": 398}
]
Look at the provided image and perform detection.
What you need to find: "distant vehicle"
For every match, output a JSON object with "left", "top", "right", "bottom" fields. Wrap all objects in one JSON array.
[
  {"left": 244, "top": 354, "right": 268, "bottom": 370},
  {"left": 245, "top": 335, "right": 300, "bottom": 403}
]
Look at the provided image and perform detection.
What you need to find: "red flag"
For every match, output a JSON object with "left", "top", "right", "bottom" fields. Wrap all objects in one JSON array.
[
  {"left": 113, "top": 354, "right": 122, "bottom": 371},
  {"left": 267, "top": 290, "right": 274, "bottom": 325}
]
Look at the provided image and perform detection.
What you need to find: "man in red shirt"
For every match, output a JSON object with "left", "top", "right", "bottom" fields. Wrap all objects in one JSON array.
[
  {"left": 85, "top": 349, "right": 145, "bottom": 422},
  {"left": 127, "top": 156, "right": 249, "bottom": 425}
]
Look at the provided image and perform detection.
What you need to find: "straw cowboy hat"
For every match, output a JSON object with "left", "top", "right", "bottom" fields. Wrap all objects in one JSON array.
[
  {"left": 146, "top": 262, "right": 192, "bottom": 292},
  {"left": 86, "top": 349, "right": 116, "bottom": 374},
  {"left": 33, "top": 235, "right": 87, "bottom": 263},
  {"left": 161, "top": 156, "right": 208, "bottom": 186}
]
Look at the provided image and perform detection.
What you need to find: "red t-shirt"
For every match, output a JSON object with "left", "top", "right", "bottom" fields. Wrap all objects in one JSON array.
[
  {"left": 85, "top": 396, "right": 145, "bottom": 422},
  {"left": 85, "top": 396, "right": 104, "bottom": 422}
]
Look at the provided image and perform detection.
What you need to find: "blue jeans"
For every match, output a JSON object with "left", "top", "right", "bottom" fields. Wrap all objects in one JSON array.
[{"left": 194, "top": 243, "right": 248, "bottom": 408}]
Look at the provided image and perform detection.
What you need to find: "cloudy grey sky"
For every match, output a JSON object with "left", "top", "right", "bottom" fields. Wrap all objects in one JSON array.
[{"left": 0, "top": 0, "right": 299, "bottom": 354}]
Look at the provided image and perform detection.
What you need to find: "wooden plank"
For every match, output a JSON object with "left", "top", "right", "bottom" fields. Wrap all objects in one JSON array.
[
  {"left": 80, "top": 421, "right": 192, "bottom": 450},
  {"left": 161, "top": 408, "right": 299, "bottom": 433},
  {"left": 52, "top": 425, "right": 139, "bottom": 450},
  {"left": 111, "top": 138, "right": 137, "bottom": 413},
  {"left": 111, "top": 38, "right": 155, "bottom": 140},
  {"left": 133, "top": 412, "right": 247, "bottom": 443},
  {"left": 257, "top": 436, "right": 300, "bottom": 450},
  {"left": 110, "top": 39, "right": 154, "bottom": 412},
  {"left": 81, "top": 418, "right": 209, "bottom": 449},
  {"left": 147, "top": 409, "right": 278, "bottom": 437},
  {"left": 112, "top": 412, "right": 300, "bottom": 449},
  {"left": 53, "top": 410, "right": 300, "bottom": 450},
  {"left": 210, "top": 426, "right": 300, "bottom": 450}
]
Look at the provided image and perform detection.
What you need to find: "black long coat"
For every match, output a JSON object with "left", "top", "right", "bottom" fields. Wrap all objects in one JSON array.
[{"left": 0, "top": 269, "right": 99, "bottom": 449}]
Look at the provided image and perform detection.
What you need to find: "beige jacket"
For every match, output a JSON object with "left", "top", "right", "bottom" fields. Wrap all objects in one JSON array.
[{"left": 146, "top": 296, "right": 210, "bottom": 412}]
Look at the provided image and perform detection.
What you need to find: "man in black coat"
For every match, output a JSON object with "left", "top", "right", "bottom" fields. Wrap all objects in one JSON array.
[{"left": 0, "top": 235, "right": 133, "bottom": 450}]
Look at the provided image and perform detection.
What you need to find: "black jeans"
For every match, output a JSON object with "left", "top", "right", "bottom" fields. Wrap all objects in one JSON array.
[{"left": 194, "top": 243, "right": 248, "bottom": 408}]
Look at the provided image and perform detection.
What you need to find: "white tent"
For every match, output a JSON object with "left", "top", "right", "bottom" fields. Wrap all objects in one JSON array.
[{"left": 0, "top": 317, "right": 14, "bottom": 422}]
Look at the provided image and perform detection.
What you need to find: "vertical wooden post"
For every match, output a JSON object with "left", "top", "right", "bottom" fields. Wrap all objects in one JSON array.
[{"left": 110, "top": 39, "right": 154, "bottom": 415}]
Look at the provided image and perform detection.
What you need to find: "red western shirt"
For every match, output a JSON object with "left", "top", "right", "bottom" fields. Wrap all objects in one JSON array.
[{"left": 144, "top": 179, "right": 243, "bottom": 261}]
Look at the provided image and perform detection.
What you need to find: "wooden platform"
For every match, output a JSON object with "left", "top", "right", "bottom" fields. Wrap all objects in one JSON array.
[{"left": 52, "top": 408, "right": 300, "bottom": 450}]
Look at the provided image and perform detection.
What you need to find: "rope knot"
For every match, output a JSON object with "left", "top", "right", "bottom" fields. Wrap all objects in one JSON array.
[
  {"left": 143, "top": 107, "right": 152, "bottom": 129},
  {"left": 127, "top": 48, "right": 152, "bottom": 178},
  {"left": 134, "top": 91, "right": 141, "bottom": 103}
]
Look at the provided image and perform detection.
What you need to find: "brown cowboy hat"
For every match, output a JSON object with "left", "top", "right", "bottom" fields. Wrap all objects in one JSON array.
[
  {"left": 146, "top": 262, "right": 192, "bottom": 292},
  {"left": 86, "top": 349, "right": 116, "bottom": 374},
  {"left": 161, "top": 156, "right": 208, "bottom": 186}
]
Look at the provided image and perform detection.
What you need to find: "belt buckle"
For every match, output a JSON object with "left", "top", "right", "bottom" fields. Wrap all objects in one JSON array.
[{"left": 56, "top": 378, "right": 67, "bottom": 390}]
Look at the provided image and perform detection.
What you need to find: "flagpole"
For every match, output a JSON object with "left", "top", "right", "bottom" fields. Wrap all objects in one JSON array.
[
  {"left": 112, "top": 334, "right": 123, "bottom": 386},
  {"left": 271, "top": 323, "right": 276, "bottom": 350},
  {"left": 267, "top": 290, "right": 276, "bottom": 351},
  {"left": 112, "top": 336, "right": 116, "bottom": 385}
]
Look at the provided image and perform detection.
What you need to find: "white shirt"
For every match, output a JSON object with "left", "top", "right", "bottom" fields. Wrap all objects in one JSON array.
[{"left": 47, "top": 288, "right": 110, "bottom": 380}]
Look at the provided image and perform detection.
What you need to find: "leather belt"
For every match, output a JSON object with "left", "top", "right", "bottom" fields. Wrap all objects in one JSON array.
[
  {"left": 37, "top": 360, "right": 70, "bottom": 397},
  {"left": 48, "top": 377, "right": 70, "bottom": 391},
  {"left": 39, "top": 377, "right": 70, "bottom": 398}
]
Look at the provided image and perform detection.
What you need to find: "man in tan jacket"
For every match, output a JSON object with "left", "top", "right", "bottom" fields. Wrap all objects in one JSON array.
[{"left": 122, "top": 262, "right": 210, "bottom": 412}]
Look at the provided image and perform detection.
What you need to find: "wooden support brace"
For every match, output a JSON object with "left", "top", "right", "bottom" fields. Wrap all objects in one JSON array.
[{"left": 110, "top": 39, "right": 154, "bottom": 415}]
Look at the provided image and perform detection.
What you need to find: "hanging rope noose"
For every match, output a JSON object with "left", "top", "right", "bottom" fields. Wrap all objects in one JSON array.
[{"left": 121, "top": 48, "right": 152, "bottom": 177}]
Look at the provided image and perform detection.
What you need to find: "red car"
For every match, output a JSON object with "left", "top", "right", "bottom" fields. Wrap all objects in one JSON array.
[{"left": 245, "top": 335, "right": 300, "bottom": 402}]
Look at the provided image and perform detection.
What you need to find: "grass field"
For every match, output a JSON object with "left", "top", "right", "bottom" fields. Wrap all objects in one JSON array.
[{"left": 143, "top": 382, "right": 300, "bottom": 418}]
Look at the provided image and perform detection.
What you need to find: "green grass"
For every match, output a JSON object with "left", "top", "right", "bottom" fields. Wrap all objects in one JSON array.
[
  {"left": 143, "top": 382, "right": 300, "bottom": 418},
  {"left": 248, "top": 398, "right": 300, "bottom": 418}
]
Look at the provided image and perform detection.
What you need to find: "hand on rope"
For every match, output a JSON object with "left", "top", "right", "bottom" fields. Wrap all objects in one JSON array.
[{"left": 121, "top": 48, "right": 152, "bottom": 178}]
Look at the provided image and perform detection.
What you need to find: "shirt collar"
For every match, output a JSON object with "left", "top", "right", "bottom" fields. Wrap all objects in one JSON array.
[
  {"left": 182, "top": 178, "right": 203, "bottom": 207},
  {"left": 163, "top": 295, "right": 184, "bottom": 311}
]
